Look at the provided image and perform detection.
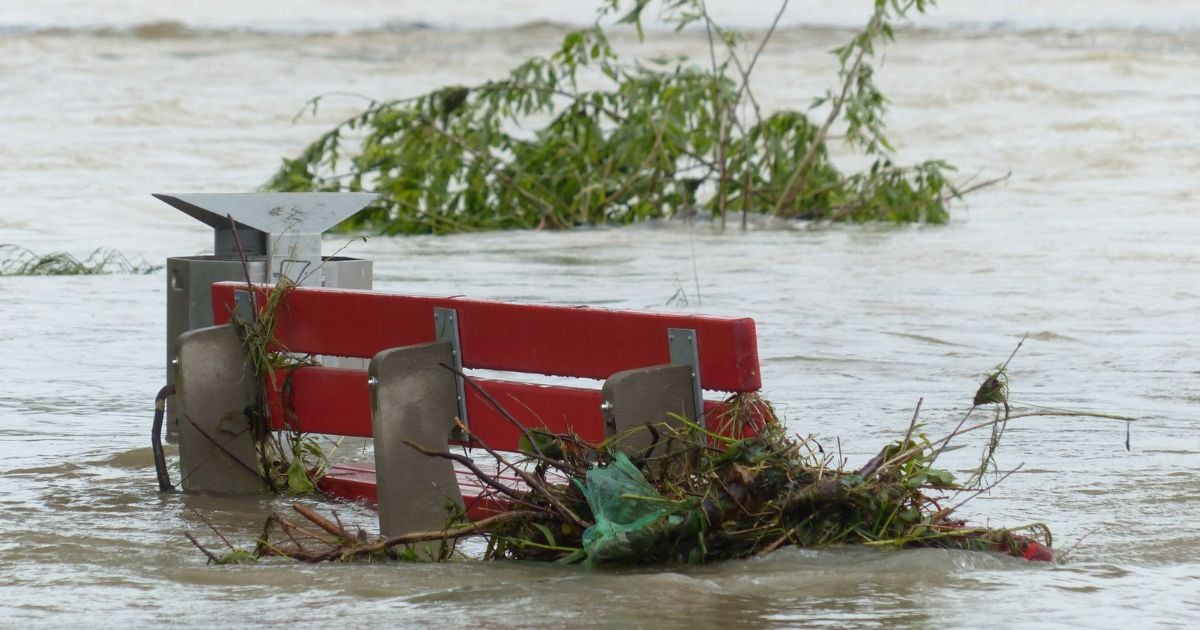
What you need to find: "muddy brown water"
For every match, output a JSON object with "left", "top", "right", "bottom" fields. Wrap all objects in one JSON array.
[{"left": 1, "top": 2, "right": 1198, "bottom": 626}]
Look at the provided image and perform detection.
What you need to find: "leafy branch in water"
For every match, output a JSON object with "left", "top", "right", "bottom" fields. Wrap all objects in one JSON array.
[{"left": 267, "top": 0, "right": 991, "bottom": 234}]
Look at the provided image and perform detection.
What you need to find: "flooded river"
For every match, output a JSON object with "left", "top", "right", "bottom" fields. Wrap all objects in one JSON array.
[{"left": 1, "top": 1, "right": 1197, "bottom": 626}]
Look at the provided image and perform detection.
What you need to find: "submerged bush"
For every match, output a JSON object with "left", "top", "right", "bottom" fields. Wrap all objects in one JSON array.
[{"left": 267, "top": 0, "right": 968, "bottom": 234}]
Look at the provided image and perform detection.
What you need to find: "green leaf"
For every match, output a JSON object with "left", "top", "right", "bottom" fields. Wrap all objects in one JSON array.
[
  {"left": 531, "top": 522, "right": 558, "bottom": 548},
  {"left": 215, "top": 549, "right": 258, "bottom": 565},
  {"left": 555, "top": 548, "right": 587, "bottom": 564},
  {"left": 518, "top": 430, "right": 564, "bottom": 459},
  {"left": 285, "top": 457, "right": 316, "bottom": 494},
  {"left": 925, "top": 469, "right": 957, "bottom": 488}
]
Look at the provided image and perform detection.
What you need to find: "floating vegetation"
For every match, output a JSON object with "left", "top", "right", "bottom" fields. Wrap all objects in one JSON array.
[
  {"left": 0, "top": 244, "right": 160, "bottom": 276},
  {"left": 267, "top": 0, "right": 1002, "bottom": 234},
  {"left": 189, "top": 347, "right": 1133, "bottom": 567}
]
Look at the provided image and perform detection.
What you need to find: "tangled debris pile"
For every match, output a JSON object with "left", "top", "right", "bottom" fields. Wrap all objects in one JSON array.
[{"left": 182, "top": 349, "right": 1139, "bottom": 567}]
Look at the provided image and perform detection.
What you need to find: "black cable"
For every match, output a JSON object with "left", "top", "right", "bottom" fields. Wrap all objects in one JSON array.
[{"left": 152, "top": 384, "right": 177, "bottom": 492}]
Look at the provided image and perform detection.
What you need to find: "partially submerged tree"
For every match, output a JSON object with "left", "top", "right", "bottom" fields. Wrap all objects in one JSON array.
[{"left": 267, "top": 0, "right": 974, "bottom": 234}]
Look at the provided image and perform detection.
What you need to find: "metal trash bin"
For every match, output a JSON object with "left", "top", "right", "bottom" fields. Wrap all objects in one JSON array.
[{"left": 157, "top": 192, "right": 377, "bottom": 437}]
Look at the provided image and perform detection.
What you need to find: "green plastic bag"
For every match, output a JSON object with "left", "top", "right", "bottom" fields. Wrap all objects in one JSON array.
[{"left": 577, "top": 452, "right": 674, "bottom": 567}]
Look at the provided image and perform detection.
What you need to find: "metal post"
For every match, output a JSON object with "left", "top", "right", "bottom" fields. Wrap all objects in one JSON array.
[
  {"left": 668, "top": 328, "right": 705, "bottom": 426},
  {"left": 433, "top": 307, "right": 469, "bottom": 434}
]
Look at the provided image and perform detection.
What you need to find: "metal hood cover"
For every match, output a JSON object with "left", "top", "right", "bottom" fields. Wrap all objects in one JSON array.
[{"left": 154, "top": 192, "right": 379, "bottom": 234}]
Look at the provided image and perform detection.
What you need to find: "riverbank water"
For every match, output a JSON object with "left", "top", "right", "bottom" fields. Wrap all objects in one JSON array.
[{"left": 1, "top": 2, "right": 1197, "bottom": 626}]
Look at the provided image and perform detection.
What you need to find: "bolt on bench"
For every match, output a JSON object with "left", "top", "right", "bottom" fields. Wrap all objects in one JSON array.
[{"left": 172, "top": 280, "right": 765, "bottom": 543}]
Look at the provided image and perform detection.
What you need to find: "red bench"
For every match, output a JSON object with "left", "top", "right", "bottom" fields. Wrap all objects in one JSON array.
[{"left": 175, "top": 281, "right": 764, "bottom": 541}]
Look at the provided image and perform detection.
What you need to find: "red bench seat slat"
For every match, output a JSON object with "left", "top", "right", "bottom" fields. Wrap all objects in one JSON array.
[
  {"left": 266, "top": 367, "right": 606, "bottom": 450},
  {"left": 319, "top": 461, "right": 556, "bottom": 520},
  {"left": 268, "top": 367, "right": 748, "bottom": 455}
]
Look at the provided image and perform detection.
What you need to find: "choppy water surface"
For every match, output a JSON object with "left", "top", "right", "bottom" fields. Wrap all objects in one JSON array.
[{"left": 1, "top": 1, "right": 1197, "bottom": 626}]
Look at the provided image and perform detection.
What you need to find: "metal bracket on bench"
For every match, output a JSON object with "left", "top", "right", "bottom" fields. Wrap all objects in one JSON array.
[
  {"left": 668, "top": 328, "right": 705, "bottom": 427},
  {"left": 234, "top": 289, "right": 257, "bottom": 324},
  {"left": 434, "top": 307, "right": 468, "bottom": 437}
]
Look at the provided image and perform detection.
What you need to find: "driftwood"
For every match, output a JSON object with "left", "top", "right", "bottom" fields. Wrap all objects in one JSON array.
[{"left": 253, "top": 503, "right": 554, "bottom": 563}]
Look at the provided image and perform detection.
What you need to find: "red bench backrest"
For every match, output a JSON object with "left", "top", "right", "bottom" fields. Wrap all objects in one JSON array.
[{"left": 211, "top": 281, "right": 761, "bottom": 450}]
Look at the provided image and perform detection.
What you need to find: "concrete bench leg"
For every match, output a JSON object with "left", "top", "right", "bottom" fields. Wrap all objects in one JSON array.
[
  {"left": 601, "top": 363, "right": 697, "bottom": 460},
  {"left": 370, "top": 341, "right": 465, "bottom": 560},
  {"left": 174, "top": 324, "right": 265, "bottom": 494}
]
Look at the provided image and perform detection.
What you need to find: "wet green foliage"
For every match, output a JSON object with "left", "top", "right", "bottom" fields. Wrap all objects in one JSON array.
[
  {"left": 973, "top": 367, "right": 1009, "bottom": 407},
  {"left": 482, "top": 407, "right": 1050, "bottom": 566},
  {"left": 266, "top": 0, "right": 960, "bottom": 234},
  {"left": 214, "top": 549, "right": 257, "bottom": 565},
  {"left": 265, "top": 432, "right": 328, "bottom": 495},
  {"left": 0, "top": 244, "right": 160, "bottom": 276},
  {"left": 232, "top": 276, "right": 330, "bottom": 495}
]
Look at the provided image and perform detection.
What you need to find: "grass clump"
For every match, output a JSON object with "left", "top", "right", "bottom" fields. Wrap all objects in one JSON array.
[{"left": 0, "top": 244, "right": 160, "bottom": 276}]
